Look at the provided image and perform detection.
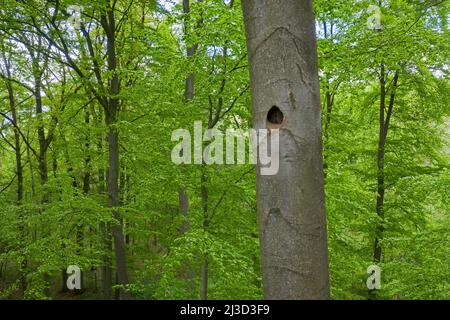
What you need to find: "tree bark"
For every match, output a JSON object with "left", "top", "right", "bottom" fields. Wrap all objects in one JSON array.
[
  {"left": 373, "top": 67, "right": 399, "bottom": 263},
  {"left": 178, "top": 0, "right": 199, "bottom": 298},
  {"left": 2, "top": 52, "right": 26, "bottom": 295},
  {"left": 200, "top": 171, "right": 208, "bottom": 300},
  {"left": 242, "top": 0, "right": 330, "bottom": 299},
  {"left": 26, "top": 41, "right": 51, "bottom": 296},
  {"left": 29, "top": 54, "right": 49, "bottom": 189},
  {"left": 93, "top": 104, "right": 113, "bottom": 300},
  {"left": 99, "top": 166, "right": 113, "bottom": 300},
  {"left": 102, "top": 1, "right": 130, "bottom": 300}
]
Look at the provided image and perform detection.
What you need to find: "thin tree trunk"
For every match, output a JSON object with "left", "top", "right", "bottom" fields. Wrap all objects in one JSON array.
[
  {"left": 200, "top": 253, "right": 208, "bottom": 300},
  {"left": 178, "top": 0, "right": 199, "bottom": 232},
  {"left": 242, "top": 0, "right": 330, "bottom": 299},
  {"left": 177, "top": 0, "right": 198, "bottom": 298},
  {"left": 94, "top": 105, "right": 113, "bottom": 299},
  {"left": 102, "top": 2, "right": 129, "bottom": 299},
  {"left": 75, "top": 108, "right": 91, "bottom": 294},
  {"left": 26, "top": 142, "right": 36, "bottom": 199},
  {"left": 2, "top": 53, "right": 26, "bottom": 295},
  {"left": 83, "top": 109, "right": 91, "bottom": 196},
  {"left": 373, "top": 67, "right": 399, "bottom": 263},
  {"left": 29, "top": 49, "right": 51, "bottom": 296},
  {"left": 200, "top": 170, "right": 208, "bottom": 300},
  {"left": 322, "top": 21, "right": 335, "bottom": 180},
  {"left": 323, "top": 82, "right": 334, "bottom": 179},
  {"left": 374, "top": 64, "right": 387, "bottom": 264},
  {"left": 99, "top": 166, "right": 113, "bottom": 300},
  {"left": 32, "top": 59, "right": 49, "bottom": 188}
]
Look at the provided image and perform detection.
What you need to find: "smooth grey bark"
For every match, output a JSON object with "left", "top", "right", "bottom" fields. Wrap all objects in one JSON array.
[{"left": 242, "top": 0, "right": 330, "bottom": 299}]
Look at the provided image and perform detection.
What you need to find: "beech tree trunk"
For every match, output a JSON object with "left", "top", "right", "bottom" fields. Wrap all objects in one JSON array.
[
  {"left": 373, "top": 66, "right": 399, "bottom": 263},
  {"left": 200, "top": 171, "right": 208, "bottom": 300},
  {"left": 102, "top": 2, "right": 130, "bottom": 300},
  {"left": 242, "top": 0, "right": 330, "bottom": 299}
]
